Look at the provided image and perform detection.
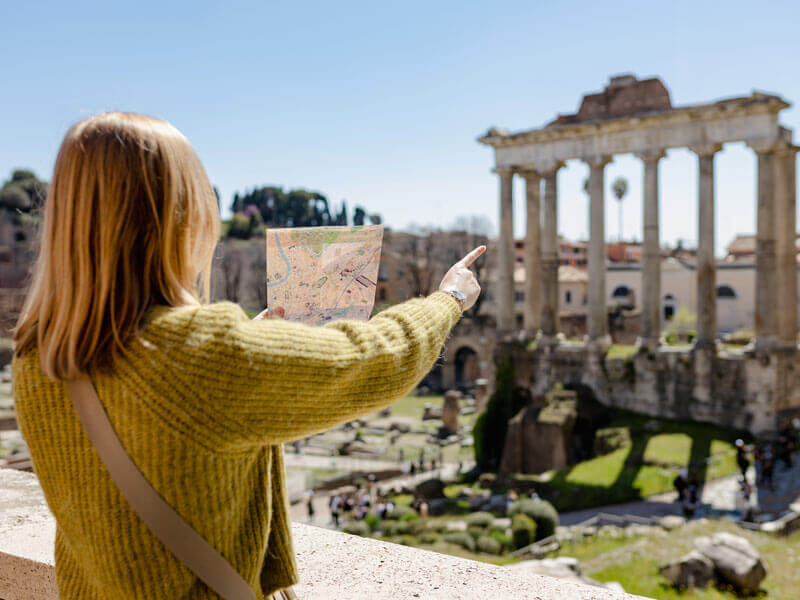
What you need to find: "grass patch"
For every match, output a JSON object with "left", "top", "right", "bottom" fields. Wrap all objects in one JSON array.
[
  {"left": 606, "top": 344, "right": 638, "bottom": 360},
  {"left": 528, "top": 410, "right": 745, "bottom": 512},
  {"left": 388, "top": 394, "right": 443, "bottom": 419},
  {"left": 582, "top": 520, "right": 800, "bottom": 599}
]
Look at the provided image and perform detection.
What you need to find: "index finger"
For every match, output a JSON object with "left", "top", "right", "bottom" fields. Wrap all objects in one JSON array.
[{"left": 459, "top": 245, "right": 486, "bottom": 267}]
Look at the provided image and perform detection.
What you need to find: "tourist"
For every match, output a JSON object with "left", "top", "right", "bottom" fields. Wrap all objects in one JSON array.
[
  {"left": 735, "top": 439, "right": 749, "bottom": 477},
  {"left": 682, "top": 477, "right": 700, "bottom": 519},
  {"left": 673, "top": 468, "right": 689, "bottom": 502},
  {"left": 778, "top": 426, "right": 796, "bottom": 468},
  {"left": 12, "top": 112, "right": 485, "bottom": 600},
  {"left": 305, "top": 490, "right": 315, "bottom": 523},
  {"left": 419, "top": 500, "right": 429, "bottom": 519},
  {"left": 763, "top": 445, "right": 775, "bottom": 490},
  {"left": 330, "top": 495, "right": 342, "bottom": 527},
  {"left": 753, "top": 444, "right": 764, "bottom": 484}
]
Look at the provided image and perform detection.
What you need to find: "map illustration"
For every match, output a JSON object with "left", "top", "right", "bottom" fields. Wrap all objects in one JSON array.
[{"left": 266, "top": 225, "right": 384, "bottom": 325}]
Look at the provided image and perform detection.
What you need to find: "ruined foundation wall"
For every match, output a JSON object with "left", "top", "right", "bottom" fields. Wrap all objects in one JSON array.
[{"left": 498, "top": 342, "right": 800, "bottom": 436}]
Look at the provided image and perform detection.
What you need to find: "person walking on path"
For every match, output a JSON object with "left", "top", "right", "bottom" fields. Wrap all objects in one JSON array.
[
  {"left": 735, "top": 439, "right": 750, "bottom": 478},
  {"left": 13, "top": 112, "right": 484, "bottom": 600}
]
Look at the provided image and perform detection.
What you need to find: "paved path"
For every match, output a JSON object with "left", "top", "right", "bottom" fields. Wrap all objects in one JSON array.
[
  {"left": 560, "top": 459, "right": 800, "bottom": 526},
  {"left": 289, "top": 462, "right": 467, "bottom": 527},
  {"left": 283, "top": 452, "right": 399, "bottom": 472}
]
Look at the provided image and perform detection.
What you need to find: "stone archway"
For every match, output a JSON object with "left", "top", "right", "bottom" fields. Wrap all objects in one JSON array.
[
  {"left": 716, "top": 284, "right": 738, "bottom": 334},
  {"left": 454, "top": 346, "right": 479, "bottom": 390}
]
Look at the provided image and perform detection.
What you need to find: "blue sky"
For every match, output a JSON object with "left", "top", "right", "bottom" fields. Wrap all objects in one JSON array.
[{"left": 3, "top": 0, "right": 800, "bottom": 255}]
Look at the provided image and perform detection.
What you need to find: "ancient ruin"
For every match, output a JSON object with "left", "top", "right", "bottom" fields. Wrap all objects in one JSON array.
[{"left": 478, "top": 75, "right": 799, "bottom": 434}]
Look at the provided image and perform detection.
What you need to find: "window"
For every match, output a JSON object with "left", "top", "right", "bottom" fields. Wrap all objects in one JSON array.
[
  {"left": 378, "top": 288, "right": 387, "bottom": 301},
  {"left": 515, "top": 290, "right": 524, "bottom": 303},
  {"left": 378, "top": 265, "right": 388, "bottom": 282},
  {"left": 612, "top": 285, "right": 631, "bottom": 298},
  {"left": 716, "top": 285, "right": 736, "bottom": 298},
  {"left": 565, "top": 290, "right": 572, "bottom": 304},
  {"left": 663, "top": 293, "right": 676, "bottom": 321}
]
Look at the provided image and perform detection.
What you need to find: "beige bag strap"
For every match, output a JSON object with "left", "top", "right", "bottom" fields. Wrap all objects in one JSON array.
[{"left": 66, "top": 378, "right": 258, "bottom": 600}]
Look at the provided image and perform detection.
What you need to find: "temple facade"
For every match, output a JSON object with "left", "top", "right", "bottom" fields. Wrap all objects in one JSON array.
[{"left": 478, "top": 75, "right": 799, "bottom": 434}]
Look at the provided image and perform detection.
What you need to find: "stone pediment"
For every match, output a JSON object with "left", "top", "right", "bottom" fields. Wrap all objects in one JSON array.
[{"left": 549, "top": 75, "right": 672, "bottom": 126}]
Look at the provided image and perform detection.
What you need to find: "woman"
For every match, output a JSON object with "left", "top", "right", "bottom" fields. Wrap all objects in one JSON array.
[{"left": 12, "top": 112, "right": 483, "bottom": 599}]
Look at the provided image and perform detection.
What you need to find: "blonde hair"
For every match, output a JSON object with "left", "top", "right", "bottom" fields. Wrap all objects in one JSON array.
[{"left": 15, "top": 112, "right": 220, "bottom": 379}]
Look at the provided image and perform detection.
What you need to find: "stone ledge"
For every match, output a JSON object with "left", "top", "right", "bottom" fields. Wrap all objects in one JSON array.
[{"left": 0, "top": 468, "right": 646, "bottom": 599}]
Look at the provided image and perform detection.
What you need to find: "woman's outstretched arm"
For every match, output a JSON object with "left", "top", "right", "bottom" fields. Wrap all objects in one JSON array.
[
  {"left": 195, "top": 246, "right": 484, "bottom": 446},
  {"left": 215, "top": 291, "right": 461, "bottom": 444}
]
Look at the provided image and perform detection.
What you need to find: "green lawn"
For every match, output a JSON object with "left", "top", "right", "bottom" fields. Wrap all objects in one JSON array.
[
  {"left": 524, "top": 411, "right": 744, "bottom": 512},
  {"left": 578, "top": 519, "right": 800, "bottom": 599},
  {"left": 387, "top": 394, "right": 443, "bottom": 419}
]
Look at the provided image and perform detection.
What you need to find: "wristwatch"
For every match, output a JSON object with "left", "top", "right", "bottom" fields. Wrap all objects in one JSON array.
[{"left": 440, "top": 288, "right": 466, "bottom": 311}]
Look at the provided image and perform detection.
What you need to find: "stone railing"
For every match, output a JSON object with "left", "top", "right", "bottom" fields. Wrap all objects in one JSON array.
[{"left": 0, "top": 468, "right": 644, "bottom": 599}]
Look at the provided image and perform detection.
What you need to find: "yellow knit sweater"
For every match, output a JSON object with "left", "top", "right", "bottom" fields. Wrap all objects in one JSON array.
[{"left": 13, "top": 292, "right": 461, "bottom": 599}]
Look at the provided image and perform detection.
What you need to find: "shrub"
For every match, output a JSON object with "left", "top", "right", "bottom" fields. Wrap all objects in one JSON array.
[
  {"left": 386, "top": 505, "right": 418, "bottom": 521},
  {"left": 473, "top": 357, "right": 525, "bottom": 470},
  {"left": 511, "top": 513, "right": 537, "bottom": 549},
  {"left": 425, "top": 520, "right": 449, "bottom": 533},
  {"left": 399, "top": 510, "right": 420, "bottom": 522},
  {"left": 364, "top": 513, "right": 381, "bottom": 532},
  {"left": 508, "top": 499, "right": 558, "bottom": 541},
  {"left": 476, "top": 535, "right": 503, "bottom": 555},
  {"left": 382, "top": 520, "right": 412, "bottom": 536},
  {"left": 419, "top": 532, "right": 440, "bottom": 545},
  {"left": 490, "top": 529, "right": 512, "bottom": 549},
  {"left": 467, "top": 525, "right": 485, "bottom": 540},
  {"left": 443, "top": 531, "right": 476, "bottom": 552},
  {"left": 342, "top": 520, "right": 370, "bottom": 537},
  {"left": 398, "top": 534, "right": 418, "bottom": 546},
  {"left": 465, "top": 511, "right": 494, "bottom": 528}
]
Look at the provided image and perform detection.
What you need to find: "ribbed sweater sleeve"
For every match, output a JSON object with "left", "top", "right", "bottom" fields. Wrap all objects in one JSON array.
[{"left": 190, "top": 291, "right": 461, "bottom": 445}]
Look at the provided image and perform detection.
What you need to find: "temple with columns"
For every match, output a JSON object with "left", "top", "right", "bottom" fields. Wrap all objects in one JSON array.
[{"left": 477, "top": 75, "right": 800, "bottom": 435}]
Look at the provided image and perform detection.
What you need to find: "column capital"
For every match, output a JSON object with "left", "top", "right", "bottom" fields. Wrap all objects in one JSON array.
[
  {"left": 582, "top": 154, "right": 613, "bottom": 169},
  {"left": 771, "top": 141, "right": 800, "bottom": 157},
  {"left": 746, "top": 138, "right": 797, "bottom": 154},
  {"left": 516, "top": 167, "right": 541, "bottom": 181},
  {"left": 634, "top": 148, "right": 666, "bottom": 163},
  {"left": 532, "top": 159, "right": 565, "bottom": 175},
  {"left": 492, "top": 166, "right": 515, "bottom": 178},
  {"left": 689, "top": 143, "right": 722, "bottom": 158}
]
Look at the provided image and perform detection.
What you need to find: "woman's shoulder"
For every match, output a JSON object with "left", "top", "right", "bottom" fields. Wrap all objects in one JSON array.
[
  {"left": 143, "top": 301, "right": 249, "bottom": 332},
  {"left": 138, "top": 301, "right": 256, "bottom": 360}
]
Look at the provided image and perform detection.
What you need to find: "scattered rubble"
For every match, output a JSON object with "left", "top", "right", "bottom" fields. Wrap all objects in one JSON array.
[{"left": 660, "top": 532, "right": 767, "bottom": 594}]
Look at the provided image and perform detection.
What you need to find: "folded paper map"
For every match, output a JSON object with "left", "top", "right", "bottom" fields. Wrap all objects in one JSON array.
[{"left": 266, "top": 225, "right": 384, "bottom": 325}]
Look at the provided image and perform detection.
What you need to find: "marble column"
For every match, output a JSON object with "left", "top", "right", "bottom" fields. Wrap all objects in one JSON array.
[
  {"left": 585, "top": 155, "right": 612, "bottom": 346},
  {"left": 495, "top": 167, "right": 515, "bottom": 333},
  {"left": 540, "top": 162, "right": 563, "bottom": 338},
  {"left": 774, "top": 143, "right": 798, "bottom": 348},
  {"left": 637, "top": 149, "right": 665, "bottom": 349},
  {"left": 751, "top": 142, "right": 778, "bottom": 350},
  {"left": 519, "top": 169, "right": 542, "bottom": 336},
  {"left": 690, "top": 144, "right": 721, "bottom": 350}
]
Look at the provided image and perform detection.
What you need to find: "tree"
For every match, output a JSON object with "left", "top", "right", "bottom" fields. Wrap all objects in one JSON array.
[
  {"left": 612, "top": 177, "right": 628, "bottom": 241},
  {"left": 227, "top": 186, "right": 374, "bottom": 237},
  {"left": 220, "top": 245, "right": 243, "bottom": 302},
  {"left": 251, "top": 251, "right": 267, "bottom": 308},
  {"left": 0, "top": 169, "right": 47, "bottom": 213},
  {"left": 353, "top": 206, "right": 366, "bottom": 226},
  {"left": 388, "top": 226, "right": 438, "bottom": 297}
]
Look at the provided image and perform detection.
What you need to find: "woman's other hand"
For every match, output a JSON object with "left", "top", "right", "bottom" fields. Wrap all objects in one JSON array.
[
  {"left": 254, "top": 306, "right": 285, "bottom": 320},
  {"left": 438, "top": 246, "right": 485, "bottom": 311}
]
